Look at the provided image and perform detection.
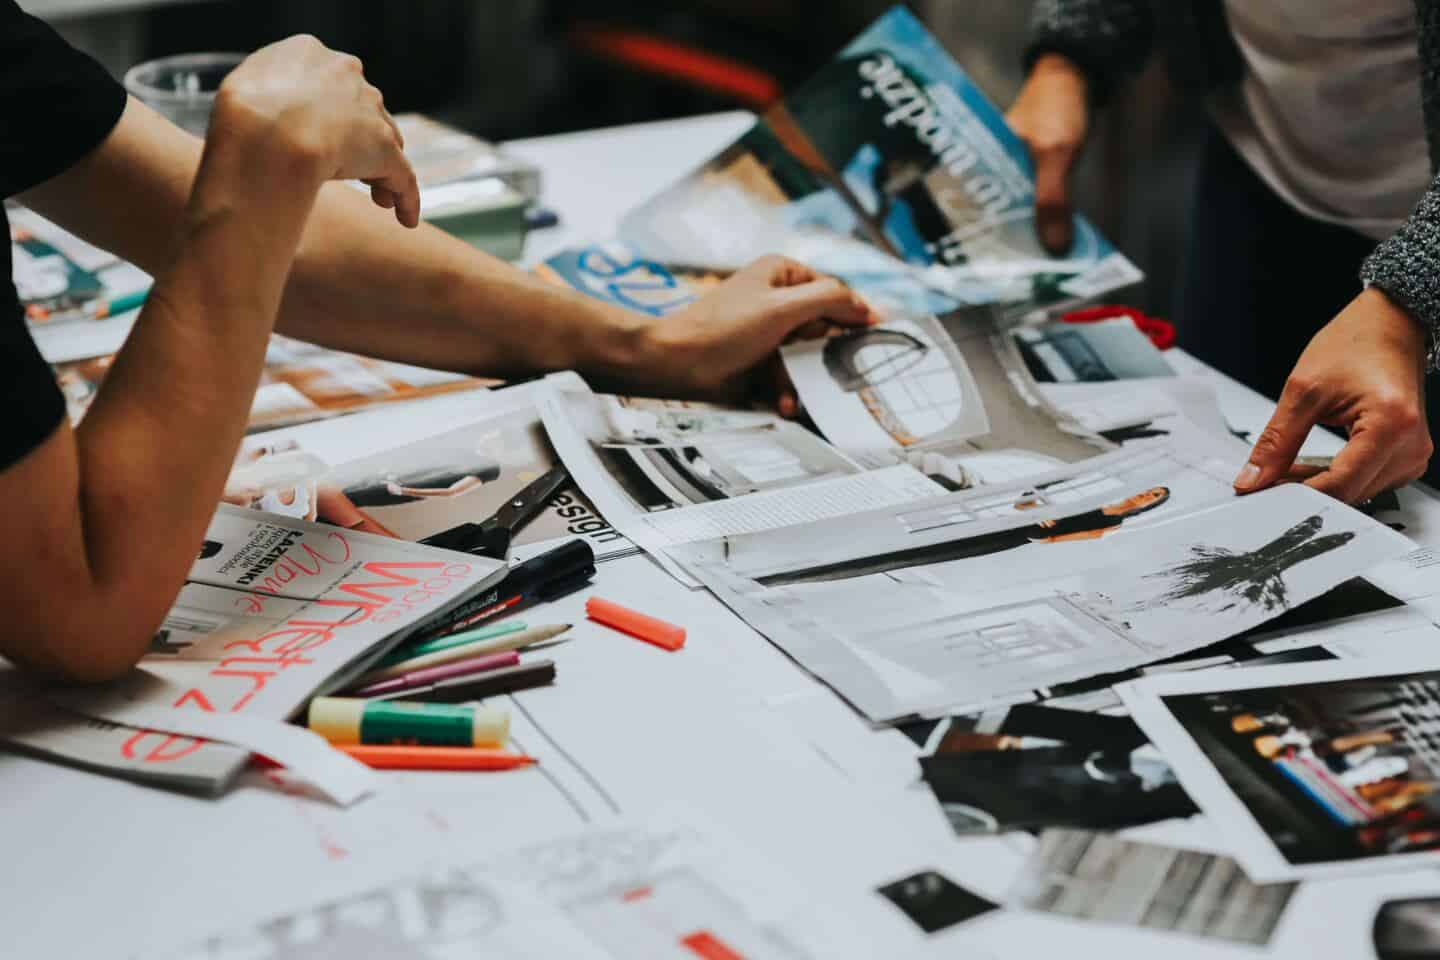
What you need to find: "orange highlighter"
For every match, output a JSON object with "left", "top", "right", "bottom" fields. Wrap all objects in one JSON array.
[
  {"left": 337, "top": 745, "right": 536, "bottom": 771},
  {"left": 585, "top": 596, "right": 686, "bottom": 651}
]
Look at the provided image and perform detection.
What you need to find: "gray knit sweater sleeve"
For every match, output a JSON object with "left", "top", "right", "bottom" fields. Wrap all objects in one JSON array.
[
  {"left": 1025, "top": 0, "right": 1155, "bottom": 105},
  {"left": 1361, "top": 0, "right": 1440, "bottom": 369}
]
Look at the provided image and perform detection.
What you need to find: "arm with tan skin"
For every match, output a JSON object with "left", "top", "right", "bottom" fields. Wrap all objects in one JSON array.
[
  {"left": 0, "top": 37, "right": 420, "bottom": 683},
  {"left": 22, "top": 94, "right": 879, "bottom": 407}
]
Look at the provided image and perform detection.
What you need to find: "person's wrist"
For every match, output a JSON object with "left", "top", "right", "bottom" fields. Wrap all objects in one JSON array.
[
  {"left": 208, "top": 83, "right": 333, "bottom": 188},
  {"left": 1358, "top": 285, "right": 1429, "bottom": 363}
]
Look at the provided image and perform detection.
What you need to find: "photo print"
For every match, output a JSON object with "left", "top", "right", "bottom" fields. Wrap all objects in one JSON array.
[
  {"left": 876, "top": 871, "right": 996, "bottom": 935},
  {"left": 1007, "top": 829, "right": 1297, "bottom": 946},
  {"left": 1124, "top": 656, "right": 1440, "bottom": 881},
  {"left": 914, "top": 704, "right": 1195, "bottom": 835},
  {"left": 674, "top": 459, "right": 1410, "bottom": 722}
]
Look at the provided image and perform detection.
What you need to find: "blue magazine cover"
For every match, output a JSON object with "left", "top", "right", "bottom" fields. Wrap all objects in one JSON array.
[{"left": 619, "top": 6, "right": 1141, "bottom": 314}]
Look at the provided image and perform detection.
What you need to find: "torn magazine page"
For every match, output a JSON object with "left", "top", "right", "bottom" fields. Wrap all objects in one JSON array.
[
  {"left": 1120, "top": 653, "right": 1440, "bottom": 883},
  {"left": 0, "top": 504, "right": 506, "bottom": 796},
  {"left": 783, "top": 304, "right": 1113, "bottom": 475},
  {"left": 671, "top": 451, "right": 1413, "bottom": 723},
  {"left": 618, "top": 6, "right": 1140, "bottom": 310},
  {"left": 1007, "top": 828, "right": 1297, "bottom": 947},
  {"left": 537, "top": 373, "right": 943, "bottom": 585},
  {"left": 230, "top": 382, "right": 637, "bottom": 564}
]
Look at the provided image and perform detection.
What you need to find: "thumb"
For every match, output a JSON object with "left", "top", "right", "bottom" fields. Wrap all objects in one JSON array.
[
  {"left": 1033, "top": 148, "right": 1075, "bottom": 256},
  {"left": 1237, "top": 383, "right": 1321, "bottom": 493}
]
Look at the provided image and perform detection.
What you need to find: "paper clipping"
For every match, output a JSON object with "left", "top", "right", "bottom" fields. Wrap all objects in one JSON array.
[{"left": 1122, "top": 654, "right": 1440, "bottom": 882}]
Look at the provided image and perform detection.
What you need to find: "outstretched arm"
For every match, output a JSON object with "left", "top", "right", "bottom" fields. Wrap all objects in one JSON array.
[
  {"left": 21, "top": 95, "right": 878, "bottom": 400},
  {"left": 1, "top": 38, "right": 420, "bottom": 683}
]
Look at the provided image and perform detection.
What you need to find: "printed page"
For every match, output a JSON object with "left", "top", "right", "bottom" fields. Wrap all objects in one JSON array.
[
  {"left": 0, "top": 504, "right": 506, "bottom": 795},
  {"left": 673, "top": 448, "right": 1414, "bottom": 722},
  {"left": 538, "top": 374, "right": 943, "bottom": 585},
  {"left": 1122, "top": 653, "right": 1440, "bottom": 883},
  {"left": 229, "top": 381, "right": 636, "bottom": 564},
  {"left": 783, "top": 306, "right": 1112, "bottom": 475},
  {"left": 618, "top": 7, "right": 1141, "bottom": 309}
]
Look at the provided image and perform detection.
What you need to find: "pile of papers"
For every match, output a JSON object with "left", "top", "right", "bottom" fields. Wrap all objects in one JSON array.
[{"left": 12, "top": 6, "right": 1440, "bottom": 960}]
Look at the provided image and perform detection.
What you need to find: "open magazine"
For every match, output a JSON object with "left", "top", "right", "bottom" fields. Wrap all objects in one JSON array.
[
  {"left": 54, "top": 334, "right": 499, "bottom": 434},
  {"left": 619, "top": 6, "right": 1140, "bottom": 315},
  {"left": 226, "top": 383, "right": 636, "bottom": 563},
  {"left": 537, "top": 374, "right": 944, "bottom": 584},
  {"left": 0, "top": 505, "right": 507, "bottom": 795},
  {"left": 668, "top": 446, "right": 1415, "bottom": 723}
]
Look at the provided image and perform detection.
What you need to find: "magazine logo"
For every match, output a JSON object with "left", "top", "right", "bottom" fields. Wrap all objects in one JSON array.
[
  {"left": 858, "top": 52, "right": 1023, "bottom": 262},
  {"left": 198, "top": 539, "right": 223, "bottom": 560},
  {"left": 235, "top": 529, "right": 305, "bottom": 586}
]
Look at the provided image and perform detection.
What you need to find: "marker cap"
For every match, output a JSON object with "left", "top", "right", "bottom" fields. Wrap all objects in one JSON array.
[{"left": 585, "top": 596, "right": 686, "bottom": 651}]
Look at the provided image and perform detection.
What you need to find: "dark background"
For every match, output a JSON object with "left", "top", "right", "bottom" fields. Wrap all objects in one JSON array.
[{"left": 41, "top": 0, "right": 1206, "bottom": 319}]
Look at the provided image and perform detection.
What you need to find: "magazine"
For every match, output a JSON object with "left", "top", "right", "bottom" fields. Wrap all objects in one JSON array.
[
  {"left": 227, "top": 382, "right": 637, "bottom": 563},
  {"left": 619, "top": 6, "right": 1141, "bottom": 313},
  {"left": 54, "top": 333, "right": 499, "bottom": 433},
  {"left": 537, "top": 374, "right": 944, "bottom": 584},
  {"left": 0, "top": 504, "right": 507, "bottom": 796},
  {"left": 669, "top": 447, "right": 1414, "bottom": 723}
]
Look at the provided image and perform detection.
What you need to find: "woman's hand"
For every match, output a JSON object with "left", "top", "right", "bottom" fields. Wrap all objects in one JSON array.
[
  {"left": 644, "top": 256, "right": 881, "bottom": 413},
  {"left": 1236, "top": 288, "right": 1433, "bottom": 503},
  {"left": 1006, "top": 53, "right": 1090, "bottom": 255},
  {"left": 212, "top": 35, "right": 419, "bottom": 227}
]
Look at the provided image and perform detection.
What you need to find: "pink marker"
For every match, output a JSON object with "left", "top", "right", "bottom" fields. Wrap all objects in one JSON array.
[{"left": 350, "top": 650, "right": 521, "bottom": 698}]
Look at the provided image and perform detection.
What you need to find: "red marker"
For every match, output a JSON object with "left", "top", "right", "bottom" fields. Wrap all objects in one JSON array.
[{"left": 585, "top": 596, "right": 685, "bottom": 651}]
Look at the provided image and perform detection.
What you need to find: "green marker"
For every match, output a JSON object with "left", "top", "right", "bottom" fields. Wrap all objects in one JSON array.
[{"left": 374, "top": 620, "right": 526, "bottom": 669}]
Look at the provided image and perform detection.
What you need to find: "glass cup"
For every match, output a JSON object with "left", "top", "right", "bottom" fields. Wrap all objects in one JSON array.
[{"left": 123, "top": 52, "right": 246, "bottom": 136}]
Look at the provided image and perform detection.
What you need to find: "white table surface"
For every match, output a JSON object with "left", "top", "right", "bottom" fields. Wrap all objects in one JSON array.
[{"left": 6, "top": 112, "right": 1440, "bottom": 960}]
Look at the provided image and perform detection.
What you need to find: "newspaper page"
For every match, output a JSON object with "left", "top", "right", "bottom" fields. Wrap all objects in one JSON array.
[
  {"left": 670, "top": 446, "right": 1414, "bottom": 722},
  {"left": 1007, "top": 829, "right": 1297, "bottom": 946},
  {"left": 537, "top": 373, "right": 943, "bottom": 584},
  {"left": 0, "top": 504, "right": 506, "bottom": 795},
  {"left": 228, "top": 382, "right": 637, "bottom": 563},
  {"left": 619, "top": 6, "right": 1141, "bottom": 311},
  {"left": 1121, "top": 654, "right": 1440, "bottom": 882}
]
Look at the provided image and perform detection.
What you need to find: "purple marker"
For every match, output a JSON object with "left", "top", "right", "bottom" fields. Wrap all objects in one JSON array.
[{"left": 351, "top": 650, "right": 521, "bottom": 698}]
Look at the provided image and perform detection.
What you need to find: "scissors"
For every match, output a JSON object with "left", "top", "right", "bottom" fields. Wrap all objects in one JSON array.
[{"left": 419, "top": 465, "right": 571, "bottom": 560}]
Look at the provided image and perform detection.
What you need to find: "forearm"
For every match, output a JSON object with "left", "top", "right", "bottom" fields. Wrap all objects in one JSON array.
[
  {"left": 22, "top": 96, "right": 652, "bottom": 383},
  {"left": 1360, "top": 176, "right": 1440, "bottom": 372},
  {"left": 281, "top": 182, "right": 648, "bottom": 379},
  {"left": 20, "top": 125, "right": 325, "bottom": 680}
]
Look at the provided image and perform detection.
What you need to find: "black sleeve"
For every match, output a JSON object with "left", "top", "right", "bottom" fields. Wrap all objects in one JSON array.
[
  {"left": 1, "top": 0, "right": 127, "bottom": 472},
  {"left": 1023, "top": 0, "right": 1156, "bottom": 107},
  {"left": 0, "top": 0, "right": 128, "bottom": 196}
]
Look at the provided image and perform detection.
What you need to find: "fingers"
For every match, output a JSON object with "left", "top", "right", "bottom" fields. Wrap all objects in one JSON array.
[
  {"left": 1236, "top": 376, "right": 1326, "bottom": 493},
  {"left": 765, "top": 278, "right": 879, "bottom": 333},
  {"left": 1302, "top": 431, "right": 1386, "bottom": 505},
  {"left": 1032, "top": 147, "right": 1075, "bottom": 256},
  {"left": 366, "top": 157, "right": 420, "bottom": 228}
]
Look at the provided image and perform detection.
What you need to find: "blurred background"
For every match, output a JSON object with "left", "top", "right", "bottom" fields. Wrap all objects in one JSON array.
[{"left": 35, "top": 0, "right": 1206, "bottom": 316}]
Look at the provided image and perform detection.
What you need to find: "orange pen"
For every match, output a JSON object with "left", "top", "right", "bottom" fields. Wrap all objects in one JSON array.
[
  {"left": 336, "top": 744, "right": 537, "bottom": 771},
  {"left": 585, "top": 596, "right": 686, "bottom": 651}
]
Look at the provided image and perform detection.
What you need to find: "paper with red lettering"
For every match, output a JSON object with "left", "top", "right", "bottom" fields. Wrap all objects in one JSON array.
[{"left": 0, "top": 504, "right": 505, "bottom": 795}]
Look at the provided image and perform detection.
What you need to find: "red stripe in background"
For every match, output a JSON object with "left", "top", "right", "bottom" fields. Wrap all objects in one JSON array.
[
  {"left": 681, "top": 930, "right": 747, "bottom": 960},
  {"left": 570, "top": 27, "right": 782, "bottom": 109}
]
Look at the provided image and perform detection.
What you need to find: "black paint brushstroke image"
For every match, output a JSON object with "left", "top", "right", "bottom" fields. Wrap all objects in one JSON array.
[{"left": 1138, "top": 516, "right": 1355, "bottom": 615}]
